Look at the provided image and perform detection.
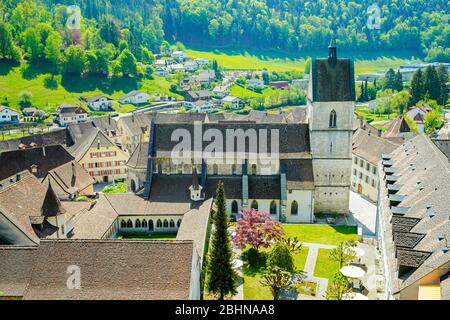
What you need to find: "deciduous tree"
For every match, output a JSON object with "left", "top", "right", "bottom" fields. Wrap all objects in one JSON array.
[{"left": 233, "top": 208, "right": 284, "bottom": 251}]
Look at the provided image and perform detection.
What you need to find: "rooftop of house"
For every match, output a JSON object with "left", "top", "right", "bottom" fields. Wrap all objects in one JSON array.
[
  {"left": 380, "top": 134, "right": 450, "bottom": 294},
  {"left": 85, "top": 95, "right": 111, "bottom": 103},
  {"left": 68, "top": 127, "right": 118, "bottom": 161},
  {"left": 118, "top": 90, "right": 147, "bottom": 100},
  {"left": 45, "top": 161, "right": 94, "bottom": 195},
  {"left": 0, "top": 129, "right": 72, "bottom": 154},
  {"left": 57, "top": 103, "right": 87, "bottom": 114},
  {"left": 0, "top": 145, "right": 75, "bottom": 180},
  {"left": 0, "top": 171, "right": 72, "bottom": 244},
  {"left": 0, "top": 106, "right": 19, "bottom": 113},
  {"left": 352, "top": 127, "right": 401, "bottom": 165},
  {"left": 0, "top": 239, "right": 196, "bottom": 299}
]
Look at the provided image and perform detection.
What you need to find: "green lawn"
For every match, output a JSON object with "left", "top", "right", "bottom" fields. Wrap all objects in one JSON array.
[
  {"left": 187, "top": 47, "right": 420, "bottom": 74},
  {"left": 282, "top": 224, "right": 358, "bottom": 246},
  {"left": 313, "top": 248, "right": 341, "bottom": 282},
  {"left": 118, "top": 232, "right": 178, "bottom": 240},
  {"left": 0, "top": 61, "right": 181, "bottom": 112},
  {"left": 102, "top": 182, "right": 127, "bottom": 193},
  {"left": 242, "top": 246, "right": 309, "bottom": 300},
  {"left": 355, "top": 105, "right": 397, "bottom": 123}
]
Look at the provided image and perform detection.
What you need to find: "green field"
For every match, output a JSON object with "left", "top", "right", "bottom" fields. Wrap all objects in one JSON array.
[
  {"left": 313, "top": 248, "right": 341, "bottom": 282},
  {"left": 282, "top": 224, "right": 358, "bottom": 246},
  {"left": 187, "top": 47, "right": 419, "bottom": 74},
  {"left": 0, "top": 61, "right": 181, "bottom": 112}
]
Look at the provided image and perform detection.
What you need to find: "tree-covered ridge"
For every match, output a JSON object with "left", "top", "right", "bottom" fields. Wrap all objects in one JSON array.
[
  {"left": 0, "top": 0, "right": 448, "bottom": 64},
  {"left": 37, "top": 0, "right": 450, "bottom": 61}
]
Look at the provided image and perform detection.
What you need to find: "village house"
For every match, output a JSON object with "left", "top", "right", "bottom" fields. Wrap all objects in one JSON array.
[
  {"left": 269, "top": 80, "right": 289, "bottom": 89},
  {"left": 0, "top": 145, "right": 75, "bottom": 181},
  {"left": 156, "top": 66, "right": 168, "bottom": 76},
  {"left": 194, "top": 58, "right": 209, "bottom": 66},
  {"left": 0, "top": 170, "right": 82, "bottom": 245},
  {"left": 197, "top": 70, "right": 215, "bottom": 85},
  {"left": 118, "top": 90, "right": 150, "bottom": 105},
  {"left": 190, "top": 100, "right": 216, "bottom": 113},
  {"left": 351, "top": 127, "right": 401, "bottom": 202},
  {"left": 172, "top": 50, "right": 187, "bottom": 62},
  {"left": 247, "top": 78, "right": 265, "bottom": 88},
  {"left": 68, "top": 128, "right": 129, "bottom": 183},
  {"left": 42, "top": 161, "right": 94, "bottom": 199},
  {"left": 0, "top": 106, "right": 20, "bottom": 124},
  {"left": 55, "top": 104, "right": 89, "bottom": 126},
  {"left": 184, "top": 90, "right": 212, "bottom": 102},
  {"left": 405, "top": 104, "right": 433, "bottom": 133},
  {"left": 0, "top": 129, "right": 71, "bottom": 154},
  {"left": 377, "top": 134, "right": 450, "bottom": 300},
  {"left": 212, "top": 85, "right": 230, "bottom": 98},
  {"left": 221, "top": 95, "right": 243, "bottom": 109},
  {"left": 85, "top": 95, "right": 113, "bottom": 111},
  {"left": 117, "top": 113, "right": 152, "bottom": 153},
  {"left": 184, "top": 61, "right": 198, "bottom": 72},
  {"left": 154, "top": 59, "right": 166, "bottom": 67},
  {"left": 169, "top": 63, "right": 185, "bottom": 73}
]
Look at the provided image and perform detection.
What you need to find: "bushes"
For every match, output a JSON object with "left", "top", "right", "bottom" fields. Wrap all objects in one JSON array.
[
  {"left": 242, "top": 247, "right": 267, "bottom": 269},
  {"left": 267, "top": 241, "right": 294, "bottom": 272}
]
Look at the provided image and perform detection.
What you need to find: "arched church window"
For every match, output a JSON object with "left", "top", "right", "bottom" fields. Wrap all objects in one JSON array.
[
  {"left": 231, "top": 200, "right": 238, "bottom": 214},
  {"left": 163, "top": 219, "right": 169, "bottom": 228},
  {"left": 120, "top": 220, "right": 126, "bottom": 228},
  {"left": 329, "top": 110, "right": 337, "bottom": 128},
  {"left": 126, "top": 219, "right": 133, "bottom": 228},
  {"left": 251, "top": 200, "right": 258, "bottom": 210},
  {"left": 135, "top": 219, "right": 141, "bottom": 228},
  {"left": 169, "top": 219, "right": 175, "bottom": 228},
  {"left": 149, "top": 220, "right": 154, "bottom": 231},
  {"left": 213, "top": 163, "right": 218, "bottom": 175},
  {"left": 157, "top": 219, "right": 162, "bottom": 228},
  {"left": 291, "top": 201, "right": 298, "bottom": 215},
  {"left": 177, "top": 219, "right": 182, "bottom": 228},
  {"left": 142, "top": 220, "right": 147, "bottom": 228},
  {"left": 270, "top": 201, "right": 277, "bottom": 215}
]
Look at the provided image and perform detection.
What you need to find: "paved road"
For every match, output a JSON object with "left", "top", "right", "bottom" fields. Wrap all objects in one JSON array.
[{"left": 349, "top": 191, "right": 377, "bottom": 236}]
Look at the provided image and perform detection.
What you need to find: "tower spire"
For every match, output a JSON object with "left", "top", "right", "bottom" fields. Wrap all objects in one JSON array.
[{"left": 328, "top": 37, "right": 337, "bottom": 65}]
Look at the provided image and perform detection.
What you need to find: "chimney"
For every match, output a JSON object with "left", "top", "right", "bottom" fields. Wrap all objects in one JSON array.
[
  {"left": 42, "top": 146, "right": 46, "bottom": 157},
  {"left": 368, "top": 129, "right": 371, "bottom": 136},
  {"left": 16, "top": 174, "right": 20, "bottom": 182},
  {"left": 378, "top": 129, "right": 382, "bottom": 137},
  {"left": 108, "top": 115, "right": 111, "bottom": 125}
]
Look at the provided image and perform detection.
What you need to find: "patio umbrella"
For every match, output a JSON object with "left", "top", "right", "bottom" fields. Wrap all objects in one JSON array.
[
  {"left": 340, "top": 265, "right": 365, "bottom": 279},
  {"left": 348, "top": 247, "right": 365, "bottom": 258},
  {"left": 343, "top": 292, "right": 369, "bottom": 300}
]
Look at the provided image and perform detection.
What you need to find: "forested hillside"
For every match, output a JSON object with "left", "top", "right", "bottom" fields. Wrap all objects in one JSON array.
[{"left": 0, "top": 0, "right": 448, "bottom": 63}]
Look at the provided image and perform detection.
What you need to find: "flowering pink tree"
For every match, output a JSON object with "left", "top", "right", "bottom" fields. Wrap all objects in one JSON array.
[{"left": 233, "top": 208, "right": 285, "bottom": 250}]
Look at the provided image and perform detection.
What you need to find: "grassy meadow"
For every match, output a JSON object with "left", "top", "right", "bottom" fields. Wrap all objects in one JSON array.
[{"left": 0, "top": 61, "right": 181, "bottom": 112}]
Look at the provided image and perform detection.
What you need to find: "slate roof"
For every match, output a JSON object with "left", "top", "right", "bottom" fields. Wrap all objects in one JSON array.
[
  {"left": 0, "top": 145, "right": 75, "bottom": 180},
  {"left": 282, "top": 159, "right": 315, "bottom": 190},
  {"left": 152, "top": 122, "right": 311, "bottom": 159},
  {"left": 68, "top": 128, "right": 117, "bottom": 161},
  {"left": 0, "top": 171, "right": 61, "bottom": 244},
  {"left": 310, "top": 48, "right": 355, "bottom": 102},
  {"left": 45, "top": 161, "right": 94, "bottom": 195},
  {"left": 0, "top": 129, "right": 71, "bottom": 153},
  {"left": 248, "top": 175, "right": 281, "bottom": 199},
  {"left": 379, "top": 134, "right": 450, "bottom": 294},
  {"left": 0, "top": 240, "right": 195, "bottom": 300},
  {"left": 119, "top": 90, "right": 147, "bottom": 100},
  {"left": 432, "top": 139, "right": 450, "bottom": 161},
  {"left": 85, "top": 94, "right": 111, "bottom": 102},
  {"left": 117, "top": 113, "right": 151, "bottom": 137},
  {"left": 0, "top": 246, "right": 37, "bottom": 297},
  {"left": 205, "top": 176, "right": 243, "bottom": 199},
  {"left": 127, "top": 142, "right": 149, "bottom": 169},
  {"left": 352, "top": 128, "right": 401, "bottom": 165},
  {"left": 57, "top": 104, "right": 87, "bottom": 115}
]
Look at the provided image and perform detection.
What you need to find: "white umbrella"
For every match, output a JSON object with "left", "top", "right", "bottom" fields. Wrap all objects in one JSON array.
[
  {"left": 348, "top": 246, "right": 365, "bottom": 258},
  {"left": 340, "top": 265, "right": 366, "bottom": 279},
  {"left": 343, "top": 292, "right": 369, "bottom": 300}
]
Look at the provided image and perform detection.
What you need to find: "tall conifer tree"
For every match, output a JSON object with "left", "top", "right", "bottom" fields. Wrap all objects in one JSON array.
[{"left": 206, "top": 181, "right": 237, "bottom": 300}]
